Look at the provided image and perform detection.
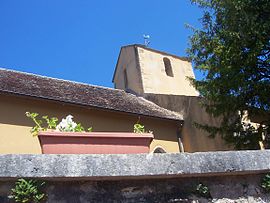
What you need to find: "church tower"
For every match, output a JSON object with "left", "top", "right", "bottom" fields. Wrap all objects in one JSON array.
[
  {"left": 112, "top": 44, "right": 228, "bottom": 152},
  {"left": 112, "top": 44, "right": 199, "bottom": 96}
]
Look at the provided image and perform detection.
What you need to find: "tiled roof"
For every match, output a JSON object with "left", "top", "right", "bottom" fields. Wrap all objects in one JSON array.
[{"left": 0, "top": 68, "right": 183, "bottom": 121}]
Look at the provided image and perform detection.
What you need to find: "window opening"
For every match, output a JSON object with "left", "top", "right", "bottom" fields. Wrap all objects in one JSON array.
[
  {"left": 163, "top": 57, "right": 174, "bottom": 77},
  {"left": 123, "top": 69, "right": 128, "bottom": 89}
]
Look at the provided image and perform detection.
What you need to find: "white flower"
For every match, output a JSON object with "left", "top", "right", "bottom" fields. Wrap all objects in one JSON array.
[
  {"left": 71, "top": 121, "right": 77, "bottom": 129},
  {"left": 66, "top": 115, "right": 73, "bottom": 123},
  {"left": 56, "top": 115, "right": 78, "bottom": 132}
]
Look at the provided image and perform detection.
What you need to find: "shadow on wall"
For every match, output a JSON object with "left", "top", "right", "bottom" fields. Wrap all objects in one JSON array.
[
  {"left": 0, "top": 94, "right": 179, "bottom": 143},
  {"left": 144, "top": 94, "right": 231, "bottom": 152},
  {"left": 0, "top": 94, "right": 142, "bottom": 130},
  {"left": 180, "top": 96, "right": 229, "bottom": 152}
]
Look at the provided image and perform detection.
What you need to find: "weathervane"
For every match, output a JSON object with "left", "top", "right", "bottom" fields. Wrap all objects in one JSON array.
[{"left": 143, "top": 34, "right": 150, "bottom": 47}]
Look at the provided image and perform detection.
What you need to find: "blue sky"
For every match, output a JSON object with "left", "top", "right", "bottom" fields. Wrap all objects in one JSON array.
[{"left": 0, "top": 1, "right": 203, "bottom": 88}]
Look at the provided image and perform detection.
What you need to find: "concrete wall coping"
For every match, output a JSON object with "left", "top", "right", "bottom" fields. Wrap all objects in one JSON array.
[{"left": 0, "top": 150, "right": 270, "bottom": 180}]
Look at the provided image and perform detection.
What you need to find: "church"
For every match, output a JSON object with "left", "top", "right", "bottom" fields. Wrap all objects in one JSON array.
[{"left": 0, "top": 44, "right": 228, "bottom": 154}]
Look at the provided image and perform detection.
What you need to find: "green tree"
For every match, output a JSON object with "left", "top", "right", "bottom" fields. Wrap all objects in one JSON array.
[{"left": 187, "top": 0, "right": 270, "bottom": 149}]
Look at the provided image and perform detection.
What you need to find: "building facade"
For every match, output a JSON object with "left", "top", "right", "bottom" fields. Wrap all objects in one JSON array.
[
  {"left": 0, "top": 44, "right": 228, "bottom": 154},
  {"left": 113, "top": 44, "right": 228, "bottom": 152}
]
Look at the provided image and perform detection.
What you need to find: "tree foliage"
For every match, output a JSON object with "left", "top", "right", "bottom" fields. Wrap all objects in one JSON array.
[{"left": 187, "top": 0, "right": 270, "bottom": 149}]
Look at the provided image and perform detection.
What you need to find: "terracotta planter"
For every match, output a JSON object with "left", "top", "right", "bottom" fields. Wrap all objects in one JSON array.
[{"left": 38, "top": 131, "right": 153, "bottom": 154}]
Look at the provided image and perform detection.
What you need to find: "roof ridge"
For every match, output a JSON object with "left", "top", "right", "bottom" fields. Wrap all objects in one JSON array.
[
  {"left": 120, "top": 44, "right": 190, "bottom": 62},
  {"left": 0, "top": 67, "right": 123, "bottom": 93}
]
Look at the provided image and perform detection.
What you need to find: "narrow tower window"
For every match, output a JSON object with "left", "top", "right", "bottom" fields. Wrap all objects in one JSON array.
[
  {"left": 163, "top": 57, "right": 174, "bottom": 77},
  {"left": 123, "top": 69, "right": 128, "bottom": 89}
]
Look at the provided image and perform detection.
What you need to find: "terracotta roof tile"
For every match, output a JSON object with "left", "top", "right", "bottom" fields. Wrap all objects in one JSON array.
[{"left": 0, "top": 68, "right": 183, "bottom": 121}]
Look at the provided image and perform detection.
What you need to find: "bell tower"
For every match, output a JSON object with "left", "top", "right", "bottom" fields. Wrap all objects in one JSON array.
[{"left": 112, "top": 44, "right": 199, "bottom": 96}]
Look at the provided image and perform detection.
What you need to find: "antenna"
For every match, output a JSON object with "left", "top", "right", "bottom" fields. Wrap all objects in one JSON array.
[{"left": 143, "top": 34, "right": 150, "bottom": 47}]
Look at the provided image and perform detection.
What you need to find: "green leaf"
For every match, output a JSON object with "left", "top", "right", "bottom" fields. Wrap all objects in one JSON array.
[
  {"left": 9, "top": 178, "right": 46, "bottom": 203},
  {"left": 134, "top": 123, "right": 145, "bottom": 133},
  {"left": 187, "top": 0, "right": 270, "bottom": 150}
]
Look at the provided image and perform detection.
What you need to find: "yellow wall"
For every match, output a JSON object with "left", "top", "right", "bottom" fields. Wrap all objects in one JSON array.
[
  {"left": 138, "top": 47, "right": 199, "bottom": 96},
  {"left": 143, "top": 94, "right": 230, "bottom": 152},
  {"left": 113, "top": 45, "right": 230, "bottom": 152},
  {"left": 0, "top": 94, "right": 180, "bottom": 154},
  {"left": 114, "top": 46, "right": 144, "bottom": 95},
  {"left": 114, "top": 45, "right": 199, "bottom": 97},
  {"left": 180, "top": 97, "right": 230, "bottom": 152}
]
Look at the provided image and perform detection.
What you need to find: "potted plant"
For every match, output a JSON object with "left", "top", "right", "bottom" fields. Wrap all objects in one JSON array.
[{"left": 26, "top": 112, "right": 153, "bottom": 154}]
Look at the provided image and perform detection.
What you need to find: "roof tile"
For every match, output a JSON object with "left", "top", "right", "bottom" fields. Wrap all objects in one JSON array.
[{"left": 0, "top": 68, "right": 183, "bottom": 121}]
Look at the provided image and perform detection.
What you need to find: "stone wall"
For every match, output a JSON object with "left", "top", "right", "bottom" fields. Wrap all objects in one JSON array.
[
  {"left": 1, "top": 174, "right": 269, "bottom": 202},
  {"left": 0, "top": 150, "right": 270, "bottom": 202}
]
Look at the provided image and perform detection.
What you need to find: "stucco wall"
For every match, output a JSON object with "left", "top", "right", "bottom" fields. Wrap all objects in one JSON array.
[
  {"left": 112, "top": 45, "right": 228, "bottom": 152},
  {"left": 180, "top": 97, "right": 230, "bottom": 152},
  {"left": 0, "top": 94, "right": 180, "bottom": 154},
  {"left": 113, "top": 46, "right": 144, "bottom": 95},
  {"left": 145, "top": 94, "right": 229, "bottom": 152},
  {"left": 137, "top": 47, "right": 199, "bottom": 96}
]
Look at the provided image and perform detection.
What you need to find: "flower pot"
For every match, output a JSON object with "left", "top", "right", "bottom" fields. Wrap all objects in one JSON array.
[{"left": 38, "top": 131, "right": 153, "bottom": 154}]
